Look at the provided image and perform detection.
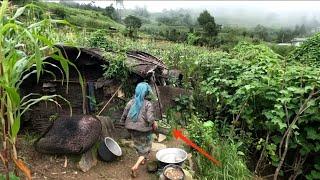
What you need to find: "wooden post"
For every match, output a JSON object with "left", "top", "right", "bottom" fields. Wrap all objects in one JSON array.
[{"left": 82, "top": 78, "right": 87, "bottom": 115}]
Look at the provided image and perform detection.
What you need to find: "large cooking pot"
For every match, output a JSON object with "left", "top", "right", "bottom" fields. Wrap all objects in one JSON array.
[
  {"left": 163, "top": 164, "right": 185, "bottom": 180},
  {"left": 98, "top": 137, "right": 122, "bottom": 162},
  {"left": 156, "top": 148, "right": 187, "bottom": 168}
]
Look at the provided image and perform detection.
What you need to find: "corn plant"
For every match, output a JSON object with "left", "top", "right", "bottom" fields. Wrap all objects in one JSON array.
[{"left": 0, "top": 1, "right": 82, "bottom": 179}]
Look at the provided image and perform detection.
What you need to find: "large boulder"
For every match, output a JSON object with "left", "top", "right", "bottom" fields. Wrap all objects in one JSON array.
[{"left": 35, "top": 115, "right": 102, "bottom": 155}]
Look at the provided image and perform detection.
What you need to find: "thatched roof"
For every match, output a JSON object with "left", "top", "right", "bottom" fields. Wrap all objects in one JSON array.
[{"left": 54, "top": 44, "right": 168, "bottom": 78}]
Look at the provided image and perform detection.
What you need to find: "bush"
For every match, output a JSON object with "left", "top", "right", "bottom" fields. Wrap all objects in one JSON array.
[
  {"left": 269, "top": 44, "right": 295, "bottom": 57},
  {"left": 187, "top": 115, "right": 252, "bottom": 180},
  {"left": 51, "top": 7, "right": 67, "bottom": 19},
  {"left": 291, "top": 33, "right": 320, "bottom": 66}
]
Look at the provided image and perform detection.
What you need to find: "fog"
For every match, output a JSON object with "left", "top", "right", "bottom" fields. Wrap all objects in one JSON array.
[{"left": 69, "top": 1, "right": 320, "bottom": 28}]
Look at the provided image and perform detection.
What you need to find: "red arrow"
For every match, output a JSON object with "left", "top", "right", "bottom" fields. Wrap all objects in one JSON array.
[{"left": 172, "top": 129, "right": 220, "bottom": 166}]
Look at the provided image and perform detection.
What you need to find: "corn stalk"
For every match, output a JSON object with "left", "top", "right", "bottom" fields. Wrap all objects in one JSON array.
[{"left": 0, "top": 1, "right": 83, "bottom": 178}]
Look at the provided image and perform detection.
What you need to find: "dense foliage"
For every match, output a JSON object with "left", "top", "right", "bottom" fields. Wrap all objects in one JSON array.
[
  {"left": 197, "top": 10, "right": 219, "bottom": 37},
  {"left": 124, "top": 15, "right": 142, "bottom": 37},
  {"left": 90, "top": 32, "right": 320, "bottom": 179},
  {"left": 291, "top": 33, "right": 320, "bottom": 66},
  {"left": 5, "top": 1, "right": 320, "bottom": 179}
]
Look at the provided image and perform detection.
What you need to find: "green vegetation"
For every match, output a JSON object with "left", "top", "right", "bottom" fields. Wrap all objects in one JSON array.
[
  {"left": 187, "top": 116, "right": 252, "bottom": 179},
  {"left": 197, "top": 10, "right": 219, "bottom": 37},
  {"left": 80, "top": 30, "right": 319, "bottom": 178},
  {"left": 0, "top": 1, "right": 82, "bottom": 178},
  {"left": 123, "top": 15, "right": 142, "bottom": 37},
  {"left": 2, "top": 1, "right": 320, "bottom": 179},
  {"left": 36, "top": 1, "right": 124, "bottom": 30}
]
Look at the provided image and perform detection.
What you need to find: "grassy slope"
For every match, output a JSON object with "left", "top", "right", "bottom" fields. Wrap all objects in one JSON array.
[{"left": 36, "top": 1, "right": 124, "bottom": 30}]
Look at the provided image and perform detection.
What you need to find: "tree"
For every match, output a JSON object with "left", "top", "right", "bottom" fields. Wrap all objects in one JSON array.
[
  {"left": 104, "top": 4, "right": 119, "bottom": 21},
  {"left": 197, "top": 10, "right": 219, "bottom": 36},
  {"left": 293, "top": 24, "right": 307, "bottom": 36},
  {"left": 123, "top": 15, "right": 142, "bottom": 37},
  {"left": 254, "top": 24, "right": 269, "bottom": 41},
  {"left": 133, "top": 6, "right": 149, "bottom": 18},
  {"left": 183, "top": 14, "right": 192, "bottom": 26},
  {"left": 277, "top": 28, "right": 295, "bottom": 43}
]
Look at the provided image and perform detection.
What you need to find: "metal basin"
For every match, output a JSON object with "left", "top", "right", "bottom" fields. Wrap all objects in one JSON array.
[
  {"left": 156, "top": 148, "right": 187, "bottom": 167},
  {"left": 163, "top": 164, "right": 185, "bottom": 180},
  {"left": 98, "top": 137, "right": 122, "bottom": 162}
]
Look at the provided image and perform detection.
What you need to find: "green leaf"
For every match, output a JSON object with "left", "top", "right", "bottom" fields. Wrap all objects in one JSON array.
[
  {"left": 12, "top": 7, "right": 26, "bottom": 19},
  {"left": 3, "top": 86, "right": 21, "bottom": 108},
  {"left": 237, "top": 151, "right": 245, "bottom": 156},
  {"left": 11, "top": 116, "right": 20, "bottom": 138},
  {"left": 203, "top": 121, "right": 214, "bottom": 128},
  {"left": 306, "top": 128, "right": 320, "bottom": 140}
]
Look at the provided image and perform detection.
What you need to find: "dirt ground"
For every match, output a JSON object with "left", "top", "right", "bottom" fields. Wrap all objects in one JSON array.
[{"left": 12, "top": 128, "right": 184, "bottom": 180}]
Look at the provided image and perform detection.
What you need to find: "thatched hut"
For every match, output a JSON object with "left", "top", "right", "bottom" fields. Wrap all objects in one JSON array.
[{"left": 21, "top": 44, "right": 169, "bottom": 133}]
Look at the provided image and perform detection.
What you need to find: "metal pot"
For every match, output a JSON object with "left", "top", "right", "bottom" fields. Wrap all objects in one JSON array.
[
  {"left": 163, "top": 164, "right": 185, "bottom": 180},
  {"left": 156, "top": 148, "right": 187, "bottom": 168},
  {"left": 98, "top": 137, "right": 122, "bottom": 162}
]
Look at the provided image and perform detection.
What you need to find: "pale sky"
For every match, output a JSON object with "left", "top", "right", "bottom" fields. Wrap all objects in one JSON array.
[{"left": 73, "top": 1, "right": 320, "bottom": 13}]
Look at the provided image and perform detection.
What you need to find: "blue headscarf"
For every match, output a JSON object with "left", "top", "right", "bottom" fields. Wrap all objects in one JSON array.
[{"left": 128, "top": 82, "right": 153, "bottom": 122}]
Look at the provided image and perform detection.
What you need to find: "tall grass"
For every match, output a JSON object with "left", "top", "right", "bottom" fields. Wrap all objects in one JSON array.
[{"left": 187, "top": 115, "right": 252, "bottom": 180}]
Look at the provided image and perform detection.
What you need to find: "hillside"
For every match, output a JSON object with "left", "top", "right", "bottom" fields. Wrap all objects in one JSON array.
[{"left": 36, "top": 1, "right": 124, "bottom": 30}]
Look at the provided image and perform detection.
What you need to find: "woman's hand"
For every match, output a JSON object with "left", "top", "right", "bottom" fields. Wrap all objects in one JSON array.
[{"left": 152, "top": 121, "right": 158, "bottom": 131}]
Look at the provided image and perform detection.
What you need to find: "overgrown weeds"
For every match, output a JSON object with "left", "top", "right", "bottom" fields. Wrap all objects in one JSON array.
[{"left": 187, "top": 115, "right": 252, "bottom": 180}]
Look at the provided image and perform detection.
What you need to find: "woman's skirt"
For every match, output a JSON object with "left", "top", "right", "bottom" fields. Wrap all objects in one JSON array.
[{"left": 128, "top": 129, "right": 152, "bottom": 156}]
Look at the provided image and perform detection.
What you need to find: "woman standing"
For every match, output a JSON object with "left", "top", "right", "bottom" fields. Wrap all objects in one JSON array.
[{"left": 120, "top": 82, "right": 157, "bottom": 178}]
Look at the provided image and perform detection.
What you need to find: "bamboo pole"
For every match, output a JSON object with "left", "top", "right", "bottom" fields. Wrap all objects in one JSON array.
[
  {"left": 97, "top": 84, "right": 123, "bottom": 116},
  {"left": 151, "top": 73, "right": 163, "bottom": 119}
]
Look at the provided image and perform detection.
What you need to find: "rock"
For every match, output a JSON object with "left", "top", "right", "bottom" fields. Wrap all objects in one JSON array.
[
  {"left": 78, "top": 149, "right": 97, "bottom": 172},
  {"left": 119, "top": 139, "right": 134, "bottom": 148},
  {"left": 159, "top": 173, "right": 165, "bottom": 180},
  {"left": 187, "top": 153, "right": 194, "bottom": 172},
  {"left": 96, "top": 116, "right": 114, "bottom": 137},
  {"left": 151, "top": 142, "right": 167, "bottom": 152},
  {"left": 183, "top": 169, "right": 193, "bottom": 180},
  {"left": 147, "top": 161, "right": 158, "bottom": 172},
  {"left": 158, "top": 134, "right": 166, "bottom": 143},
  {"left": 152, "top": 133, "right": 158, "bottom": 141}
]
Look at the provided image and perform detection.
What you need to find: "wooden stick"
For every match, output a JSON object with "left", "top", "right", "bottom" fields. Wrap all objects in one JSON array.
[
  {"left": 97, "top": 84, "right": 123, "bottom": 116},
  {"left": 46, "top": 79, "right": 97, "bottom": 83},
  {"left": 82, "top": 77, "right": 87, "bottom": 115},
  {"left": 151, "top": 73, "right": 163, "bottom": 119}
]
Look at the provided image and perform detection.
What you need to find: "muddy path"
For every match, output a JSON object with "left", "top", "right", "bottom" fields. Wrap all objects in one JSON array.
[{"left": 10, "top": 129, "right": 184, "bottom": 180}]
